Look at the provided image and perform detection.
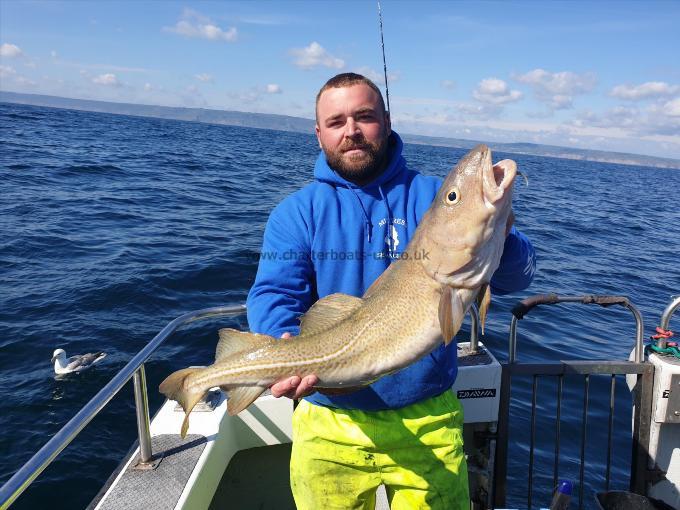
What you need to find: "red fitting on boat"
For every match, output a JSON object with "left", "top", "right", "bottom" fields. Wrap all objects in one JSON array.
[{"left": 651, "top": 327, "right": 674, "bottom": 340}]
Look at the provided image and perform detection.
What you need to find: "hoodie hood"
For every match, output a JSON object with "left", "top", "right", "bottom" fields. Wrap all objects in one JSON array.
[
  {"left": 312, "top": 131, "right": 405, "bottom": 245},
  {"left": 313, "top": 131, "right": 406, "bottom": 189}
]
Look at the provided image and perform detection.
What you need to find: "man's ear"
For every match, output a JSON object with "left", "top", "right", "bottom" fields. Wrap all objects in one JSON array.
[{"left": 315, "top": 124, "right": 322, "bottom": 149}]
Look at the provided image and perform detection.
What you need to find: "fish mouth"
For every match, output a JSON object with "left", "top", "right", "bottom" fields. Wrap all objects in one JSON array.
[{"left": 483, "top": 149, "right": 517, "bottom": 204}]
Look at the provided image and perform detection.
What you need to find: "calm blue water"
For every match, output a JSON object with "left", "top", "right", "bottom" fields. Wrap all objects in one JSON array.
[{"left": 1, "top": 102, "right": 678, "bottom": 509}]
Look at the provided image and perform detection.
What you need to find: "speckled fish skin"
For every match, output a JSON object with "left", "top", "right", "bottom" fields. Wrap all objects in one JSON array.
[{"left": 159, "top": 144, "right": 517, "bottom": 437}]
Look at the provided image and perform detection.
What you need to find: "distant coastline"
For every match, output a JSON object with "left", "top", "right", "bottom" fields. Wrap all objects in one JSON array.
[{"left": 2, "top": 90, "right": 679, "bottom": 170}]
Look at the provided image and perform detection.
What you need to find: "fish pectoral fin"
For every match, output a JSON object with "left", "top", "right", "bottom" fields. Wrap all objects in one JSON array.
[
  {"left": 476, "top": 284, "right": 491, "bottom": 335},
  {"left": 227, "top": 386, "right": 268, "bottom": 415},
  {"left": 216, "top": 328, "right": 274, "bottom": 362},
  {"left": 299, "top": 293, "right": 363, "bottom": 335},
  {"left": 439, "top": 287, "right": 464, "bottom": 345},
  {"left": 158, "top": 367, "right": 206, "bottom": 439}
]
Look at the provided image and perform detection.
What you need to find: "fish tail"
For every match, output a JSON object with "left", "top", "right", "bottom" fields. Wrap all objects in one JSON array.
[{"left": 158, "top": 367, "right": 206, "bottom": 438}]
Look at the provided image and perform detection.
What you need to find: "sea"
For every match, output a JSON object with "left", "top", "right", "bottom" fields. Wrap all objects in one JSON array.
[{"left": 1, "top": 101, "right": 678, "bottom": 510}]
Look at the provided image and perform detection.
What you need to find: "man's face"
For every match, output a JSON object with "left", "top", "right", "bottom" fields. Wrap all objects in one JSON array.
[{"left": 315, "top": 84, "right": 391, "bottom": 185}]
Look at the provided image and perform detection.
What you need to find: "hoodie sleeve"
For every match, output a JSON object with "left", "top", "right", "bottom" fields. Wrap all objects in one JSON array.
[
  {"left": 247, "top": 199, "right": 316, "bottom": 338},
  {"left": 490, "top": 226, "right": 537, "bottom": 295}
]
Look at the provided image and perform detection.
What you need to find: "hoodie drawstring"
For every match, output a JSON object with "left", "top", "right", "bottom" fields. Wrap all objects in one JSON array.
[
  {"left": 378, "top": 185, "right": 394, "bottom": 256},
  {"left": 345, "top": 184, "right": 373, "bottom": 242},
  {"left": 341, "top": 182, "right": 394, "bottom": 254}
]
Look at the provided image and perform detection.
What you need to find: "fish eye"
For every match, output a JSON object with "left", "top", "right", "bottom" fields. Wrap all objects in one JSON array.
[{"left": 445, "top": 186, "right": 461, "bottom": 205}]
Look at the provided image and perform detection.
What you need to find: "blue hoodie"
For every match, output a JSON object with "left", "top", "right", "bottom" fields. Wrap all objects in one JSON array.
[{"left": 247, "top": 132, "right": 536, "bottom": 411}]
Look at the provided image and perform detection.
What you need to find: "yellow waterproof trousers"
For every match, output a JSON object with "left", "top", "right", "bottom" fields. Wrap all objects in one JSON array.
[{"left": 290, "top": 391, "right": 469, "bottom": 510}]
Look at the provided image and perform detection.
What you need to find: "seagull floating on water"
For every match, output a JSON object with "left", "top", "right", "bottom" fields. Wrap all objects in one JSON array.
[{"left": 51, "top": 348, "right": 107, "bottom": 375}]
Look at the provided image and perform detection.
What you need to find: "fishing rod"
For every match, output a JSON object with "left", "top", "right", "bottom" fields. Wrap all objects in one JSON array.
[{"left": 377, "top": 1, "right": 391, "bottom": 113}]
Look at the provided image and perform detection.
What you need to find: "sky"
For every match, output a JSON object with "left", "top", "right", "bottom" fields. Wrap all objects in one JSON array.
[{"left": 1, "top": 0, "right": 679, "bottom": 159}]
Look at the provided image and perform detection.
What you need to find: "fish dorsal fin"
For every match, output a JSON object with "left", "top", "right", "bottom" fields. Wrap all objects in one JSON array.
[
  {"left": 363, "top": 263, "right": 396, "bottom": 299},
  {"left": 226, "top": 386, "right": 268, "bottom": 415},
  {"left": 439, "top": 287, "right": 464, "bottom": 345},
  {"left": 299, "top": 293, "right": 363, "bottom": 335},
  {"left": 476, "top": 284, "right": 491, "bottom": 335},
  {"left": 215, "top": 328, "right": 273, "bottom": 362}
]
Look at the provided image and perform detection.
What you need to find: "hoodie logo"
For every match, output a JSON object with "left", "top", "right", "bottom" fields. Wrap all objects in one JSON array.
[
  {"left": 378, "top": 217, "right": 405, "bottom": 259},
  {"left": 385, "top": 225, "right": 400, "bottom": 256}
]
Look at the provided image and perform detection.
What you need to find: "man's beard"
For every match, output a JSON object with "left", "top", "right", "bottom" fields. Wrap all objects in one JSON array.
[{"left": 323, "top": 133, "right": 390, "bottom": 185}]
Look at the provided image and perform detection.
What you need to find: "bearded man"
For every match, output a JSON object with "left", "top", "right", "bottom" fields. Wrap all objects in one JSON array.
[{"left": 247, "top": 73, "right": 536, "bottom": 509}]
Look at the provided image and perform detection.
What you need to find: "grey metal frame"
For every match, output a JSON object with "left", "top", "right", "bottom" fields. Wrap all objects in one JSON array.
[
  {"left": 493, "top": 294, "right": 653, "bottom": 510},
  {"left": 0, "top": 305, "right": 246, "bottom": 510},
  {"left": 493, "top": 360, "right": 654, "bottom": 510}
]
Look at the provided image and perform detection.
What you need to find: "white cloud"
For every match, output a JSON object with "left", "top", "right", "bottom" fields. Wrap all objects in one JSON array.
[
  {"left": 290, "top": 42, "right": 344, "bottom": 69},
  {"left": 664, "top": 98, "right": 680, "bottom": 117},
  {"left": 50, "top": 50, "right": 58, "bottom": 59},
  {"left": 92, "top": 73, "right": 121, "bottom": 86},
  {"left": 0, "top": 65, "right": 16, "bottom": 77},
  {"left": 390, "top": 100, "right": 680, "bottom": 157},
  {"left": 144, "top": 83, "right": 153, "bottom": 91},
  {"left": 441, "top": 80, "right": 456, "bottom": 90},
  {"left": 573, "top": 106, "right": 639, "bottom": 129},
  {"left": 195, "top": 73, "right": 213, "bottom": 82},
  {"left": 610, "top": 81, "right": 680, "bottom": 100},
  {"left": 14, "top": 75, "right": 36, "bottom": 86},
  {"left": 0, "top": 43, "right": 23, "bottom": 58},
  {"left": 352, "top": 66, "right": 399, "bottom": 84},
  {"left": 164, "top": 9, "right": 238, "bottom": 42},
  {"left": 572, "top": 102, "right": 680, "bottom": 138},
  {"left": 266, "top": 83, "right": 282, "bottom": 94},
  {"left": 457, "top": 102, "right": 503, "bottom": 119},
  {"left": 473, "top": 78, "right": 522, "bottom": 105},
  {"left": 63, "top": 61, "right": 149, "bottom": 73},
  {"left": 514, "top": 68, "right": 597, "bottom": 110},
  {"left": 0, "top": 66, "right": 36, "bottom": 87}
]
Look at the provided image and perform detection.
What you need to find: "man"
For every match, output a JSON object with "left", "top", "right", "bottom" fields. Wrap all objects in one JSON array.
[{"left": 247, "top": 73, "right": 536, "bottom": 509}]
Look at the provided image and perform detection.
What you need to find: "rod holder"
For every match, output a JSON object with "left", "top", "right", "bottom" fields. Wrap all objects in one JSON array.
[{"left": 132, "top": 365, "right": 154, "bottom": 468}]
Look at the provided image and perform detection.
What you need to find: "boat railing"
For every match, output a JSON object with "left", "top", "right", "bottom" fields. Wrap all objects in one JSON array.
[
  {"left": 660, "top": 295, "right": 680, "bottom": 331},
  {"left": 0, "top": 305, "right": 247, "bottom": 510},
  {"left": 493, "top": 294, "right": 653, "bottom": 510}
]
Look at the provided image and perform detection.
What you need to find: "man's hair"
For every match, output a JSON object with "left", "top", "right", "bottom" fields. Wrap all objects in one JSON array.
[{"left": 315, "top": 73, "right": 386, "bottom": 121}]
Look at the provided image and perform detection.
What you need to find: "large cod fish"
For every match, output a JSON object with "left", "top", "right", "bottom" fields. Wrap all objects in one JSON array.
[{"left": 160, "top": 145, "right": 517, "bottom": 437}]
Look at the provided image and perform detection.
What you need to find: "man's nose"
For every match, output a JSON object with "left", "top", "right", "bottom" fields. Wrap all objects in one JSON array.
[{"left": 344, "top": 117, "right": 361, "bottom": 137}]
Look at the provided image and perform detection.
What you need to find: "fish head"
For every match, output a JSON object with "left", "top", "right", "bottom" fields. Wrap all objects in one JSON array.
[{"left": 417, "top": 144, "right": 517, "bottom": 288}]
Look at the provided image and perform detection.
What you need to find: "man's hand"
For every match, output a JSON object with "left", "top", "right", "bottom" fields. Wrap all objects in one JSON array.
[{"left": 269, "top": 332, "right": 319, "bottom": 399}]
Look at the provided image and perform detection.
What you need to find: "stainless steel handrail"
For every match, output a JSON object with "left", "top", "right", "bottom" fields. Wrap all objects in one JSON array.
[
  {"left": 660, "top": 295, "right": 680, "bottom": 330},
  {"left": 468, "top": 304, "right": 480, "bottom": 353},
  {"left": 0, "top": 304, "right": 246, "bottom": 510},
  {"left": 507, "top": 294, "right": 644, "bottom": 363}
]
